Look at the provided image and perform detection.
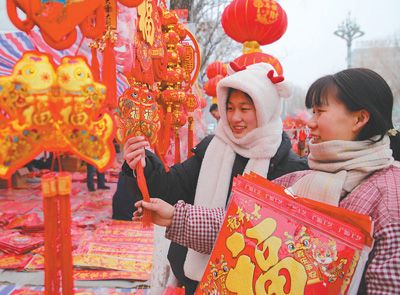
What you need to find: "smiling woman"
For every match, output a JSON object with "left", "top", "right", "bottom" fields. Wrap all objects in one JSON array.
[
  {"left": 113, "top": 62, "right": 309, "bottom": 293},
  {"left": 226, "top": 89, "right": 257, "bottom": 139}
]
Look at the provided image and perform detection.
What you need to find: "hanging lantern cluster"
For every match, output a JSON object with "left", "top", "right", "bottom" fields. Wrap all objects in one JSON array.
[
  {"left": 0, "top": 52, "right": 115, "bottom": 179},
  {"left": 203, "top": 61, "right": 227, "bottom": 105},
  {"left": 156, "top": 9, "right": 200, "bottom": 164},
  {"left": 221, "top": 0, "right": 287, "bottom": 72}
]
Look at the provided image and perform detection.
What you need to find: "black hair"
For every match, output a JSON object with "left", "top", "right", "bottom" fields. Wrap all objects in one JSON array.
[
  {"left": 305, "top": 68, "right": 400, "bottom": 160},
  {"left": 209, "top": 103, "right": 218, "bottom": 113}
]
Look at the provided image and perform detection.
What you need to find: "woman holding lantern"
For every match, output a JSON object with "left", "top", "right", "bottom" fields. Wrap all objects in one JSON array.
[
  {"left": 113, "top": 62, "right": 308, "bottom": 293},
  {"left": 134, "top": 68, "right": 400, "bottom": 294}
]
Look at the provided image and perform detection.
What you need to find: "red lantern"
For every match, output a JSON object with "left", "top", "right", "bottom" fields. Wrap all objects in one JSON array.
[
  {"left": 221, "top": 0, "right": 287, "bottom": 46},
  {"left": 206, "top": 61, "right": 227, "bottom": 79},
  {"left": 233, "top": 52, "right": 283, "bottom": 75},
  {"left": 203, "top": 74, "right": 224, "bottom": 97}
]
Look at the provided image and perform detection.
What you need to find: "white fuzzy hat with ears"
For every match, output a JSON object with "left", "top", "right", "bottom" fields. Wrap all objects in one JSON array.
[{"left": 217, "top": 62, "right": 292, "bottom": 129}]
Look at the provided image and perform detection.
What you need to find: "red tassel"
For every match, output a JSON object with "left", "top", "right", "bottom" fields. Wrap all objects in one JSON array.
[
  {"left": 154, "top": 144, "right": 170, "bottom": 172},
  {"left": 135, "top": 164, "right": 152, "bottom": 227},
  {"left": 57, "top": 173, "right": 73, "bottom": 295},
  {"left": 102, "top": 39, "right": 117, "bottom": 108},
  {"left": 91, "top": 47, "right": 100, "bottom": 81},
  {"left": 42, "top": 173, "right": 60, "bottom": 295},
  {"left": 174, "top": 129, "right": 180, "bottom": 164},
  {"left": 187, "top": 116, "right": 194, "bottom": 157},
  {"left": 162, "top": 104, "right": 172, "bottom": 153}
]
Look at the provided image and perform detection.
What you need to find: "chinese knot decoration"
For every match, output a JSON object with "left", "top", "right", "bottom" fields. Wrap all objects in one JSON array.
[
  {"left": 157, "top": 9, "right": 201, "bottom": 164},
  {"left": 0, "top": 51, "right": 115, "bottom": 179},
  {"left": 221, "top": 0, "right": 287, "bottom": 73}
]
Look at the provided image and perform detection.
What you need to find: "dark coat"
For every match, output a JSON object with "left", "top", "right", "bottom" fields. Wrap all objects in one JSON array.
[{"left": 112, "top": 132, "right": 308, "bottom": 288}]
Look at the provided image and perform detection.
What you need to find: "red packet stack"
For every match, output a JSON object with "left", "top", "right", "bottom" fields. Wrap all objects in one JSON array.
[
  {"left": 73, "top": 220, "right": 154, "bottom": 281},
  {"left": 0, "top": 231, "right": 44, "bottom": 255},
  {"left": 197, "top": 173, "right": 373, "bottom": 295}
]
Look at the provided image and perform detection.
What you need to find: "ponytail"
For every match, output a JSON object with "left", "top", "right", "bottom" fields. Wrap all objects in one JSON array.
[{"left": 389, "top": 130, "right": 400, "bottom": 161}]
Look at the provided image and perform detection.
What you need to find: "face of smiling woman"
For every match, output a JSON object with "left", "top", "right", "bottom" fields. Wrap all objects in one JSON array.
[
  {"left": 226, "top": 90, "right": 257, "bottom": 139},
  {"left": 307, "top": 92, "right": 365, "bottom": 143}
]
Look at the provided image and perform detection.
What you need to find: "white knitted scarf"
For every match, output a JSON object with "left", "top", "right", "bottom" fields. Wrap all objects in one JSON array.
[
  {"left": 183, "top": 121, "right": 282, "bottom": 281},
  {"left": 289, "top": 135, "right": 394, "bottom": 206}
]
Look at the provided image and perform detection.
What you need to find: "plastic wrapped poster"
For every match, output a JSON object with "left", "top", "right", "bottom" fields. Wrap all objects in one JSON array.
[{"left": 198, "top": 173, "right": 373, "bottom": 295}]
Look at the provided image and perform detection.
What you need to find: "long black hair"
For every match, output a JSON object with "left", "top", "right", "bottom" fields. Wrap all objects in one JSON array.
[{"left": 305, "top": 68, "right": 400, "bottom": 161}]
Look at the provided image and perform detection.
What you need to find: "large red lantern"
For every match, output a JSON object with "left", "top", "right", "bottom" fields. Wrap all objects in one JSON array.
[
  {"left": 221, "top": 0, "right": 287, "bottom": 46},
  {"left": 233, "top": 52, "right": 283, "bottom": 75}
]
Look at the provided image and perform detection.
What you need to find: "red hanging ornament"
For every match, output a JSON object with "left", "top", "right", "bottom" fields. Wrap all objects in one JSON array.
[{"left": 221, "top": 0, "right": 287, "bottom": 46}]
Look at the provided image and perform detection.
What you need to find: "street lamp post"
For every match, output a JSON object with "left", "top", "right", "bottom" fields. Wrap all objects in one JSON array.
[{"left": 334, "top": 13, "right": 365, "bottom": 68}]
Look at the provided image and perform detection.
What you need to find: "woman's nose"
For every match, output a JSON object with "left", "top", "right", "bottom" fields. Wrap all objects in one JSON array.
[
  {"left": 229, "top": 110, "right": 239, "bottom": 120},
  {"left": 306, "top": 116, "right": 317, "bottom": 129}
]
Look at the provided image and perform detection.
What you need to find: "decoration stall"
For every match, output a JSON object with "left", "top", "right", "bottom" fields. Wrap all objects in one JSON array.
[
  {"left": 0, "top": 0, "right": 201, "bottom": 293},
  {"left": 197, "top": 1, "right": 374, "bottom": 294}
]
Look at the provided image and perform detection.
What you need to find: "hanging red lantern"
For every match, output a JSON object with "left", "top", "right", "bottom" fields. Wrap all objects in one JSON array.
[
  {"left": 221, "top": 0, "right": 287, "bottom": 46},
  {"left": 233, "top": 52, "right": 283, "bottom": 75},
  {"left": 206, "top": 61, "right": 227, "bottom": 79},
  {"left": 203, "top": 74, "right": 224, "bottom": 97}
]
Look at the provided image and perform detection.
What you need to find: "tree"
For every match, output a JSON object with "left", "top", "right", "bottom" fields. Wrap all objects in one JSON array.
[{"left": 170, "top": 0, "right": 242, "bottom": 83}]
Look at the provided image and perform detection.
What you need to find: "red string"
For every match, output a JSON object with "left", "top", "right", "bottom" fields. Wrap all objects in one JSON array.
[
  {"left": 74, "top": 34, "right": 85, "bottom": 56},
  {"left": 187, "top": 118, "right": 194, "bottom": 157},
  {"left": 57, "top": 154, "right": 62, "bottom": 172},
  {"left": 174, "top": 130, "right": 180, "bottom": 164}
]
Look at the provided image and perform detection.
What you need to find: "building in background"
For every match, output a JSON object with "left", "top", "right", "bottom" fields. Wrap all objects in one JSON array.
[{"left": 352, "top": 38, "right": 400, "bottom": 126}]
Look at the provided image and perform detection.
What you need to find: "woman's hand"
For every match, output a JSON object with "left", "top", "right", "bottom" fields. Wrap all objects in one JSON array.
[
  {"left": 123, "top": 136, "right": 149, "bottom": 170},
  {"left": 132, "top": 198, "right": 175, "bottom": 227}
]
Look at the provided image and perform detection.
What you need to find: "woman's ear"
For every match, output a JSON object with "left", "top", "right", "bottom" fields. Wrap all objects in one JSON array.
[{"left": 353, "top": 109, "right": 370, "bottom": 132}]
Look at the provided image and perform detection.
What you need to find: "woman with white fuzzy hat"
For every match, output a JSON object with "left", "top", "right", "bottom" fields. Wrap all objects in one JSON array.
[{"left": 114, "top": 62, "right": 308, "bottom": 293}]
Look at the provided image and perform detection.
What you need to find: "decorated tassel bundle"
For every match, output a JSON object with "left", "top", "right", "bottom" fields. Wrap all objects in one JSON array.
[
  {"left": 41, "top": 172, "right": 73, "bottom": 294},
  {"left": 41, "top": 173, "right": 60, "bottom": 295},
  {"left": 57, "top": 173, "right": 73, "bottom": 295}
]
